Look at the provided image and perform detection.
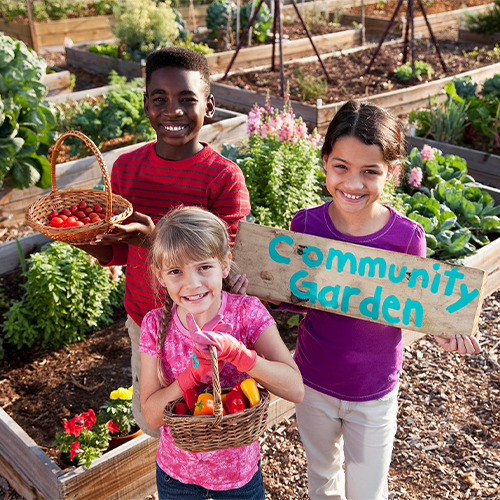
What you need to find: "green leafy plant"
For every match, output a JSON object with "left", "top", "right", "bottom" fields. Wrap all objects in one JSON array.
[
  {"left": 0, "top": 33, "right": 56, "bottom": 189},
  {"left": 462, "top": 44, "right": 500, "bottom": 63},
  {"left": 396, "top": 146, "right": 500, "bottom": 261},
  {"left": 88, "top": 43, "right": 129, "bottom": 59},
  {"left": 171, "top": 35, "right": 215, "bottom": 55},
  {"left": 409, "top": 82, "right": 468, "bottom": 144},
  {"left": 57, "top": 71, "right": 155, "bottom": 156},
  {"left": 234, "top": 1, "right": 272, "bottom": 43},
  {"left": 110, "top": 0, "right": 179, "bottom": 62},
  {"left": 293, "top": 66, "right": 328, "bottom": 101},
  {"left": 464, "top": 0, "right": 500, "bottom": 35},
  {"left": 53, "top": 409, "right": 114, "bottom": 468},
  {"left": 2, "top": 241, "right": 125, "bottom": 350},
  {"left": 206, "top": 0, "right": 236, "bottom": 42},
  {"left": 0, "top": 0, "right": 27, "bottom": 22},
  {"left": 451, "top": 76, "right": 477, "bottom": 99},
  {"left": 393, "top": 61, "right": 434, "bottom": 82},
  {"left": 481, "top": 74, "right": 500, "bottom": 98},
  {"left": 99, "top": 386, "right": 137, "bottom": 435},
  {"left": 222, "top": 97, "right": 323, "bottom": 229}
]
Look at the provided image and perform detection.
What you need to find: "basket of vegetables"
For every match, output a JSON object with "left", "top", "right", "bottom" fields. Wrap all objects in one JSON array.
[
  {"left": 25, "top": 130, "right": 133, "bottom": 245},
  {"left": 163, "top": 345, "right": 270, "bottom": 452}
]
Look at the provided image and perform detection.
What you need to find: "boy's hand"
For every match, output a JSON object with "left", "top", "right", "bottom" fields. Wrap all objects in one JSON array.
[
  {"left": 228, "top": 273, "right": 248, "bottom": 295},
  {"left": 90, "top": 212, "right": 155, "bottom": 248},
  {"left": 433, "top": 331, "right": 482, "bottom": 354}
]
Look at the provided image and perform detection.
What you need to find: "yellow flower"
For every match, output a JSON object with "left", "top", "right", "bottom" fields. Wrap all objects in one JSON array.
[{"left": 110, "top": 387, "right": 133, "bottom": 400}]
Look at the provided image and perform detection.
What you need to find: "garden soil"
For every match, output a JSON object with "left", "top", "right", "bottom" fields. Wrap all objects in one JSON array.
[
  {"left": 0, "top": 261, "right": 499, "bottom": 499},
  {"left": 223, "top": 34, "right": 500, "bottom": 105}
]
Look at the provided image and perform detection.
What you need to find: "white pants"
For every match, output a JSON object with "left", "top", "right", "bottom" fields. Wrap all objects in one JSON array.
[
  {"left": 126, "top": 315, "right": 161, "bottom": 438},
  {"left": 295, "top": 384, "right": 399, "bottom": 500}
]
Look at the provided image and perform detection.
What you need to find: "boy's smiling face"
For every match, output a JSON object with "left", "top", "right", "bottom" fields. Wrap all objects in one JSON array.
[{"left": 144, "top": 66, "right": 215, "bottom": 160}]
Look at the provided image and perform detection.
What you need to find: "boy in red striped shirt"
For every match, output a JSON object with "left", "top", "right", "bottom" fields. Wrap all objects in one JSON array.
[{"left": 78, "top": 47, "right": 250, "bottom": 437}]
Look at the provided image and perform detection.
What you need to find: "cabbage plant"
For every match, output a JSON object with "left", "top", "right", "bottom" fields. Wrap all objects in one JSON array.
[{"left": 0, "top": 34, "right": 56, "bottom": 189}]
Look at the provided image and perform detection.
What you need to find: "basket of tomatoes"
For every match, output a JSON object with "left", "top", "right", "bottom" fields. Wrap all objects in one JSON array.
[
  {"left": 163, "top": 345, "right": 270, "bottom": 452},
  {"left": 25, "top": 130, "right": 133, "bottom": 245}
]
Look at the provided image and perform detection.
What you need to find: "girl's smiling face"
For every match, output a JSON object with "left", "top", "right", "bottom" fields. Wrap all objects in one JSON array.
[
  {"left": 161, "top": 254, "right": 231, "bottom": 328},
  {"left": 323, "top": 136, "right": 393, "bottom": 231}
]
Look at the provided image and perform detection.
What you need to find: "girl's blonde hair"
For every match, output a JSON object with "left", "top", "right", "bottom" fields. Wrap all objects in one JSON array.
[{"left": 148, "top": 206, "right": 232, "bottom": 386}]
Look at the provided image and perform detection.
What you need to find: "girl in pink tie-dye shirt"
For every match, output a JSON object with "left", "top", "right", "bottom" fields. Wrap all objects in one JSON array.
[{"left": 139, "top": 206, "right": 304, "bottom": 499}]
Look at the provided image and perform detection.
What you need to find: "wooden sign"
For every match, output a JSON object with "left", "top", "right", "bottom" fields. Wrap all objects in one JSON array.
[{"left": 232, "top": 222, "right": 488, "bottom": 338}]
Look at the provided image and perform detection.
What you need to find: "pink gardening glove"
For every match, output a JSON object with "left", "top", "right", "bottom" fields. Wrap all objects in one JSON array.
[
  {"left": 176, "top": 314, "right": 229, "bottom": 393},
  {"left": 187, "top": 313, "right": 257, "bottom": 373}
]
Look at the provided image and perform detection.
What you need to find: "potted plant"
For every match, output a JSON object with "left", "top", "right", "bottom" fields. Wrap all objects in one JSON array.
[
  {"left": 52, "top": 409, "right": 115, "bottom": 468},
  {"left": 99, "top": 386, "right": 143, "bottom": 449}
]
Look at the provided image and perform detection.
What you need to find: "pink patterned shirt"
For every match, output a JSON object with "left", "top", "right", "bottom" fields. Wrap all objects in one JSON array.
[{"left": 139, "top": 291, "right": 275, "bottom": 490}]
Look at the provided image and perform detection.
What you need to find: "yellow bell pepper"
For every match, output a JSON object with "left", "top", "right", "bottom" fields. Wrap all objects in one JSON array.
[{"left": 240, "top": 378, "right": 260, "bottom": 407}]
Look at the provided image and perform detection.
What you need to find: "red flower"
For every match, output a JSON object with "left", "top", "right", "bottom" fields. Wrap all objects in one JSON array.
[
  {"left": 70, "top": 441, "right": 81, "bottom": 461},
  {"left": 81, "top": 409, "right": 96, "bottom": 428},
  {"left": 64, "top": 419, "right": 83, "bottom": 437},
  {"left": 107, "top": 421, "right": 119, "bottom": 434}
]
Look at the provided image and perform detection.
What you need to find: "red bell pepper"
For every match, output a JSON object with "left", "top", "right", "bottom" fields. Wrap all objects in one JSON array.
[
  {"left": 174, "top": 402, "right": 190, "bottom": 415},
  {"left": 183, "top": 388, "right": 199, "bottom": 415},
  {"left": 226, "top": 389, "right": 247, "bottom": 414}
]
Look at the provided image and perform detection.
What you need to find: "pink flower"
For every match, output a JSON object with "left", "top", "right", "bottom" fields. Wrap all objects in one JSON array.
[
  {"left": 70, "top": 441, "right": 81, "bottom": 461},
  {"left": 420, "top": 145, "right": 435, "bottom": 161},
  {"left": 112, "top": 266, "right": 122, "bottom": 282},
  {"left": 408, "top": 167, "right": 423, "bottom": 188}
]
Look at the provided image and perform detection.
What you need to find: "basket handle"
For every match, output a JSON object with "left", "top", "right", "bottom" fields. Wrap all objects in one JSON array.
[
  {"left": 50, "top": 130, "right": 114, "bottom": 224},
  {"left": 209, "top": 345, "right": 224, "bottom": 427}
]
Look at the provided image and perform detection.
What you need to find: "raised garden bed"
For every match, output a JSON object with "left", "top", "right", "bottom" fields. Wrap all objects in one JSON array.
[
  {"left": 458, "top": 27, "right": 500, "bottom": 45},
  {"left": 407, "top": 135, "right": 500, "bottom": 192},
  {"left": 340, "top": 0, "right": 494, "bottom": 35},
  {"left": 211, "top": 37, "right": 500, "bottom": 133},
  {"left": 0, "top": 107, "right": 248, "bottom": 229},
  {"left": 65, "top": 25, "right": 361, "bottom": 78},
  {"left": 41, "top": 71, "right": 72, "bottom": 97}
]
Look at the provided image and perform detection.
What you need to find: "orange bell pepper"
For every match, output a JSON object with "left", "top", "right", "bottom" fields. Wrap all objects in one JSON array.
[
  {"left": 194, "top": 393, "right": 214, "bottom": 416},
  {"left": 240, "top": 378, "right": 260, "bottom": 407}
]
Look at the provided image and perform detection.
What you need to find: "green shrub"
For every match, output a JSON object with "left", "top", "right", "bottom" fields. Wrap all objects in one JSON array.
[
  {"left": 464, "top": 0, "right": 500, "bottom": 35},
  {"left": 481, "top": 74, "right": 500, "bottom": 97},
  {"left": 294, "top": 66, "right": 328, "bottom": 101},
  {"left": 110, "top": 0, "right": 179, "bottom": 62},
  {"left": 206, "top": 0, "right": 236, "bottom": 42},
  {"left": 0, "top": 33, "right": 56, "bottom": 190},
  {"left": 451, "top": 76, "right": 477, "bottom": 99},
  {"left": 393, "top": 61, "right": 434, "bottom": 82},
  {"left": 2, "top": 242, "right": 125, "bottom": 350},
  {"left": 222, "top": 101, "right": 323, "bottom": 229},
  {"left": 234, "top": 2, "right": 272, "bottom": 43}
]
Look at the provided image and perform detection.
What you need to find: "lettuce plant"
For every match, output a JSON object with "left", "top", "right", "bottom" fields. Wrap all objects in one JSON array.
[{"left": 0, "top": 34, "right": 56, "bottom": 189}]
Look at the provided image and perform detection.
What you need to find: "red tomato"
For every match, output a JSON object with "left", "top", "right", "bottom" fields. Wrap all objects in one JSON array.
[
  {"left": 70, "top": 205, "right": 79, "bottom": 214},
  {"left": 50, "top": 217, "right": 64, "bottom": 228},
  {"left": 91, "top": 216, "right": 100, "bottom": 223},
  {"left": 98, "top": 213, "right": 106, "bottom": 219},
  {"left": 87, "top": 212, "right": 98, "bottom": 220},
  {"left": 75, "top": 210, "right": 86, "bottom": 220},
  {"left": 84, "top": 207, "right": 93, "bottom": 215},
  {"left": 63, "top": 216, "right": 77, "bottom": 227},
  {"left": 59, "top": 214, "right": 68, "bottom": 222},
  {"left": 60, "top": 208, "right": 71, "bottom": 217},
  {"left": 73, "top": 221, "right": 84, "bottom": 227},
  {"left": 49, "top": 210, "right": 59, "bottom": 219},
  {"left": 93, "top": 204, "right": 103, "bottom": 213},
  {"left": 78, "top": 200, "right": 88, "bottom": 210},
  {"left": 82, "top": 217, "right": 91, "bottom": 224}
]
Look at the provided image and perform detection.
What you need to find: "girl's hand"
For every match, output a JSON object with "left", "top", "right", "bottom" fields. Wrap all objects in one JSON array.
[
  {"left": 228, "top": 273, "right": 248, "bottom": 295},
  {"left": 433, "top": 331, "right": 482, "bottom": 355}
]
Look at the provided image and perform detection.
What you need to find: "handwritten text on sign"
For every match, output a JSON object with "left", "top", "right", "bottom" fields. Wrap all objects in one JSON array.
[{"left": 232, "top": 223, "right": 487, "bottom": 337}]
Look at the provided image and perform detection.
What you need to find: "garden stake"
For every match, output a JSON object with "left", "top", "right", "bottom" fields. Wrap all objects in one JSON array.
[{"left": 364, "top": 0, "right": 447, "bottom": 79}]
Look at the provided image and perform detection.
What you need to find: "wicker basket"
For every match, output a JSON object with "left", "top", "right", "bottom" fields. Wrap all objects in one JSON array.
[
  {"left": 164, "top": 345, "right": 270, "bottom": 453},
  {"left": 25, "top": 130, "right": 133, "bottom": 245}
]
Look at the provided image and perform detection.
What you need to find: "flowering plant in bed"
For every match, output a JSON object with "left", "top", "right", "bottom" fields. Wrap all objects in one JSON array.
[
  {"left": 98, "top": 386, "right": 138, "bottom": 436},
  {"left": 393, "top": 145, "right": 500, "bottom": 263},
  {"left": 53, "top": 409, "right": 116, "bottom": 468},
  {"left": 222, "top": 94, "right": 323, "bottom": 230}
]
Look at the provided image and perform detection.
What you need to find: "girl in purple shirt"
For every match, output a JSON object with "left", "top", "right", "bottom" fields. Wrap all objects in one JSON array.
[{"left": 274, "top": 100, "right": 482, "bottom": 499}]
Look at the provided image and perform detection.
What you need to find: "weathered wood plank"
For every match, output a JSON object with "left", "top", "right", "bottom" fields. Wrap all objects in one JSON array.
[
  {"left": 42, "top": 70, "right": 72, "bottom": 97},
  {"left": 0, "top": 233, "right": 52, "bottom": 275},
  {"left": 458, "top": 28, "right": 500, "bottom": 45},
  {"left": 232, "top": 222, "right": 487, "bottom": 337},
  {"left": 0, "top": 409, "right": 62, "bottom": 500}
]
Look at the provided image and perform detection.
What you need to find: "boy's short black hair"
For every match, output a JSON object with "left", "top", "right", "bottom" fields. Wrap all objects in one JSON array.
[{"left": 145, "top": 47, "right": 211, "bottom": 97}]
